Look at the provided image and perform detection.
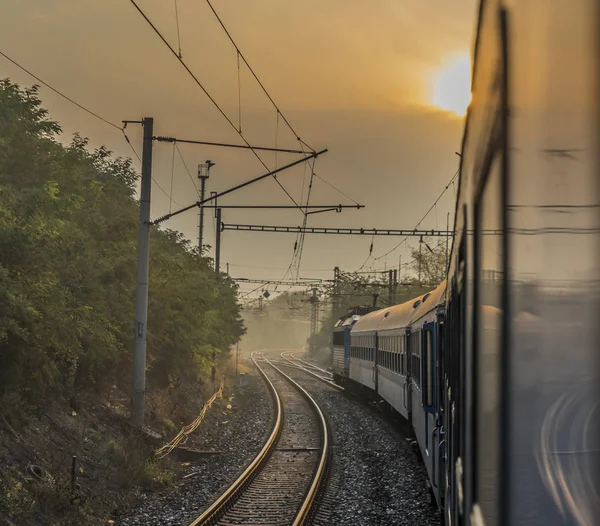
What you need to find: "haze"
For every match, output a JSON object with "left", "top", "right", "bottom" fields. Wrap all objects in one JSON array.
[{"left": 0, "top": 0, "right": 477, "bottom": 298}]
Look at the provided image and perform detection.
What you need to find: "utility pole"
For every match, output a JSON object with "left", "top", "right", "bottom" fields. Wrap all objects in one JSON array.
[
  {"left": 398, "top": 255, "right": 402, "bottom": 284},
  {"left": 372, "top": 293, "right": 379, "bottom": 308},
  {"left": 215, "top": 207, "right": 222, "bottom": 278},
  {"left": 393, "top": 269, "right": 398, "bottom": 304},
  {"left": 309, "top": 287, "right": 318, "bottom": 354},
  {"left": 133, "top": 117, "right": 153, "bottom": 427},
  {"left": 211, "top": 204, "right": 222, "bottom": 385},
  {"left": 446, "top": 212, "right": 450, "bottom": 273},
  {"left": 388, "top": 269, "right": 393, "bottom": 305},
  {"left": 333, "top": 266, "right": 340, "bottom": 314},
  {"left": 418, "top": 236, "right": 423, "bottom": 286},
  {"left": 197, "top": 161, "right": 214, "bottom": 252}
]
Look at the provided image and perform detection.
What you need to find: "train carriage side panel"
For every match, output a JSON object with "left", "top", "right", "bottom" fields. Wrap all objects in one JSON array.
[
  {"left": 349, "top": 308, "right": 389, "bottom": 392},
  {"left": 376, "top": 299, "right": 420, "bottom": 420},
  {"left": 408, "top": 281, "right": 447, "bottom": 509},
  {"left": 332, "top": 319, "right": 346, "bottom": 379}
]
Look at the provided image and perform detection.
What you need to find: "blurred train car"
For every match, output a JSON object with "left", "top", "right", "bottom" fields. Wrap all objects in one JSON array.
[{"left": 445, "top": 0, "right": 600, "bottom": 524}]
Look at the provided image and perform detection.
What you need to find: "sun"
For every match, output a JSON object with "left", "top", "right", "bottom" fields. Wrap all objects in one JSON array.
[{"left": 430, "top": 53, "right": 472, "bottom": 117}]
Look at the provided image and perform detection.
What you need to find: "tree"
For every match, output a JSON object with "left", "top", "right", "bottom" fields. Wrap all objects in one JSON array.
[
  {"left": 0, "top": 79, "right": 244, "bottom": 408},
  {"left": 409, "top": 237, "right": 448, "bottom": 285}
]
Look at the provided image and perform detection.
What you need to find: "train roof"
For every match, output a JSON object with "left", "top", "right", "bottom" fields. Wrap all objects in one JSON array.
[
  {"left": 377, "top": 295, "right": 425, "bottom": 331},
  {"left": 408, "top": 281, "right": 447, "bottom": 324},
  {"left": 350, "top": 306, "right": 392, "bottom": 334}
]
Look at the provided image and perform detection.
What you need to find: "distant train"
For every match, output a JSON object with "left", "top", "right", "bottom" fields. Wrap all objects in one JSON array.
[{"left": 332, "top": 1, "right": 600, "bottom": 524}]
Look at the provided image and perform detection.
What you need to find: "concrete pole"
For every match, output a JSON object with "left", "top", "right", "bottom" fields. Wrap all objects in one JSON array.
[
  {"left": 215, "top": 207, "right": 222, "bottom": 279},
  {"left": 198, "top": 175, "right": 208, "bottom": 252},
  {"left": 310, "top": 287, "right": 318, "bottom": 354},
  {"left": 133, "top": 117, "right": 153, "bottom": 427}
]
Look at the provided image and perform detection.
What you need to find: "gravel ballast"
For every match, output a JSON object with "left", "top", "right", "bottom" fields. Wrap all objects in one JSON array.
[
  {"left": 117, "top": 371, "right": 273, "bottom": 526},
  {"left": 281, "top": 363, "right": 441, "bottom": 526}
]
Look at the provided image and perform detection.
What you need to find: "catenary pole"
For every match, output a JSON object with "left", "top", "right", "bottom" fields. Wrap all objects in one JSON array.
[
  {"left": 198, "top": 173, "right": 208, "bottom": 251},
  {"left": 133, "top": 117, "right": 153, "bottom": 427},
  {"left": 215, "top": 207, "right": 222, "bottom": 279}
]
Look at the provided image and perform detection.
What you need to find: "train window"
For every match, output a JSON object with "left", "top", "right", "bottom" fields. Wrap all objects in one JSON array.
[{"left": 424, "top": 330, "right": 433, "bottom": 406}]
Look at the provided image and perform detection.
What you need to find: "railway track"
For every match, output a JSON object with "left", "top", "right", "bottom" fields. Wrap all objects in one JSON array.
[
  {"left": 280, "top": 352, "right": 341, "bottom": 390},
  {"left": 190, "top": 352, "right": 330, "bottom": 526}
]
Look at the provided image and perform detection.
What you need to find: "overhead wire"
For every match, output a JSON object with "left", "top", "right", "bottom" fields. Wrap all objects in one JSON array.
[
  {"left": 0, "top": 50, "right": 121, "bottom": 131},
  {"left": 121, "top": 128, "right": 142, "bottom": 163},
  {"left": 237, "top": 51, "right": 242, "bottom": 133},
  {"left": 354, "top": 233, "right": 376, "bottom": 272},
  {"left": 0, "top": 49, "right": 188, "bottom": 209},
  {"left": 173, "top": 0, "right": 183, "bottom": 58},
  {"left": 169, "top": 142, "right": 176, "bottom": 213},
  {"left": 313, "top": 172, "right": 359, "bottom": 205},
  {"left": 203, "top": 0, "right": 314, "bottom": 152},
  {"left": 293, "top": 157, "right": 317, "bottom": 278},
  {"left": 370, "top": 167, "right": 459, "bottom": 263},
  {"left": 174, "top": 143, "right": 199, "bottom": 194},
  {"left": 127, "top": 0, "right": 303, "bottom": 212}
]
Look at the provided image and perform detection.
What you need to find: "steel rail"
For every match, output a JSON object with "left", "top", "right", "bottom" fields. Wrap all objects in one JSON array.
[
  {"left": 189, "top": 352, "right": 282, "bottom": 525},
  {"left": 280, "top": 352, "right": 344, "bottom": 391},
  {"left": 262, "top": 355, "right": 331, "bottom": 525},
  {"left": 190, "top": 351, "right": 330, "bottom": 525},
  {"left": 282, "top": 353, "right": 333, "bottom": 379},
  {"left": 287, "top": 352, "right": 334, "bottom": 378}
]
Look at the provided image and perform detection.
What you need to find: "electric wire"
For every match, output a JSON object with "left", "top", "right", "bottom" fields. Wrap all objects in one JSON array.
[
  {"left": 174, "top": 143, "right": 199, "bottom": 194},
  {"left": 238, "top": 284, "right": 264, "bottom": 299},
  {"left": 1, "top": 48, "right": 185, "bottom": 210},
  {"left": 174, "top": 0, "right": 183, "bottom": 58},
  {"left": 274, "top": 111, "right": 280, "bottom": 170},
  {"left": 169, "top": 142, "right": 176, "bottom": 213},
  {"left": 121, "top": 129, "right": 142, "bottom": 163},
  {"left": 0, "top": 49, "right": 120, "bottom": 130},
  {"left": 293, "top": 157, "right": 317, "bottom": 278},
  {"left": 127, "top": 0, "right": 303, "bottom": 211},
  {"left": 313, "top": 172, "right": 359, "bottom": 205},
  {"left": 203, "top": 0, "right": 314, "bottom": 152},
  {"left": 370, "top": 168, "right": 459, "bottom": 263},
  {"left": 237, "top": 51, "right": 242, "bottom": 132}
]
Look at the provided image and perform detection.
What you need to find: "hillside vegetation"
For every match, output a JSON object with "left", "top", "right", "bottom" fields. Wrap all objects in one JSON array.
[{"left": 0, "top": 80, "right": 245, "bottom": 523}]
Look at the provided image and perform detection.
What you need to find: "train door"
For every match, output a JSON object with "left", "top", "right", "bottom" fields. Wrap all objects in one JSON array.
[
  {"left": 343, "top": 326, "right": 351, "bottom": 375},
  {"left": 436, "top": 318, "right": 446, "bottom": 505},
  {"left": 445, "top": 227, "right": 467, "bottom": 526},
  {"left": 423, "top": 321, "right": 442, "bottom": 506},
  {"left": 406, "top": 328, "right": 413, "bottom": 433}
]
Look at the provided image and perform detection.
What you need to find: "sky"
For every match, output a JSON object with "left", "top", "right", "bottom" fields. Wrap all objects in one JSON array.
[{"left": 0, "top": 0, "right": 478, "bottom": 299}]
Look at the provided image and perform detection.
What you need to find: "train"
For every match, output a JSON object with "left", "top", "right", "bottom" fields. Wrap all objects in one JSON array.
[{"left": 332, "top": 1, "right": 600, "bottom": 525}]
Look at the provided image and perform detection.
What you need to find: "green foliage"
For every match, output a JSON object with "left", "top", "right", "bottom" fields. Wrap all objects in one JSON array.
[
  {"left": 409, "top": 237, "right": 448, "bottom": 286},
  {"left": 0, "top": 79, "right": 244, "bottom": 407}
]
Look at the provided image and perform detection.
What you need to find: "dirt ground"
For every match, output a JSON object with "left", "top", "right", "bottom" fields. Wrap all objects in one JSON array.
[{"left": 0, "top": 361, "right": 253, "bottom": 526}]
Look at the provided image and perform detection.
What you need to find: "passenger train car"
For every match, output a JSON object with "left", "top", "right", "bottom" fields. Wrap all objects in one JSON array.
[
  {"left": 332, "top": 306, "right": 379, "bottom": 385},
  {"left": 332, "top": 1, "right": 600, "bottom": 524}
]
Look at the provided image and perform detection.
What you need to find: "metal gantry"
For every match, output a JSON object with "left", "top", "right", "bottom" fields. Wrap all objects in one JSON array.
[{"left": 221, "top": 224, "right": 454, "bottom": 236}]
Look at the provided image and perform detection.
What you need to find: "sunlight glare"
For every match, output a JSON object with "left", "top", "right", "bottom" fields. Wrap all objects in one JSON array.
[{"left": 430, "top": 54, "right": 471, "bottom": 117}]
